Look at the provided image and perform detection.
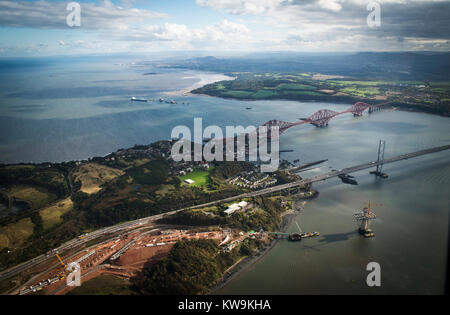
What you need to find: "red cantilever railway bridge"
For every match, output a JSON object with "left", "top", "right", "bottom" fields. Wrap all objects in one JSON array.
[
  {"left": 262, "top": 101, "right": 384, "bottom": 135},
  {"left": 211, "top": 101, "right": 390, "bottom": 144}
]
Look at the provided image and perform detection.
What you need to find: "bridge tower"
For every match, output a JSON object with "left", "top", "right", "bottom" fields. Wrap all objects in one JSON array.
[
  {"left": 370, "top": 140, "right": 388, "bottom": 178},
  {"left": 353, "top": 201, "right": 378, "bottom": 238},
  {"left": 376, "top": 140, "right": 385, "bottom": 174}
]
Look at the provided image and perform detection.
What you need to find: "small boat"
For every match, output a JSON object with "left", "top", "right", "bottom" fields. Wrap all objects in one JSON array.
[{"left": 131, "top": 97, "right": 148, "bottom": 102}]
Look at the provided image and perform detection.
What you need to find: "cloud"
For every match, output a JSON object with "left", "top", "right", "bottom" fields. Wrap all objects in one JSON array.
[
  {"left": 117, "top": 19, "right": 251, "bottom": 50},
  {"left": 196, "top": 0, "right": 450, "bottom": 51},
  {"left": 0, "top": 0, "right": 166, "bottom": 30},
  {"left": 1, "top": 0, "right": 449, "bottom": 54},
  {"left": 195, "top": 0, "right": 284, "bottom": 15},
  {"left": 317, "top": 0, "right": 344, "bottom": 11}
]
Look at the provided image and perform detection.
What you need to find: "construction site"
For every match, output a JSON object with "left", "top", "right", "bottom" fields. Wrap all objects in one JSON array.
[{"left": 17, "top": 224, "right": 244, "bottom": 295}]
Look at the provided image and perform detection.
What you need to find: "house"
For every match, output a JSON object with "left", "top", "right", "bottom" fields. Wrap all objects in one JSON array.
[{"left": 184, "top": 179, "right": 195, "bottom": 185}]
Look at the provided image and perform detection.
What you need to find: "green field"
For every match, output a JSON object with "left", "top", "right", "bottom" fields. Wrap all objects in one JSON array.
[
  {"left": 180, "top": 170, "right": 211, "bottom": 187},
  {"left": 340, "top": 86, "right": 380, "bottom": 97},
  {"left": 222, "top": 90, "right": 254, "bottom": 98},
  {"left": 252, "top": 90, "right": 277, "bottom": 98},
  {"left": 39, "top": 198, "right": 73, "bottom": 230},
  {"left": 276, "top": 83, "right": 317, "bottom": 90},
  {"left": 3, "top": 185, "right": 57, "bottom": 210},
  {"left": 0, "top": 217, "right": 35, "bottom": 249}
]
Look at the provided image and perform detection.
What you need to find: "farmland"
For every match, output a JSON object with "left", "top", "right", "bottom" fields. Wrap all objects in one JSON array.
[{"left": 192, "top": 73, "right": 450, "bottom": 115}]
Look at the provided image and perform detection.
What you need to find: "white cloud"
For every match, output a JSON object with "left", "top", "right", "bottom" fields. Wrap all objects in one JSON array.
[
  {"left": 1, "top": 0, "right": 449, "bottom": 55},
  {"left": 195, "top": 0, "right": 284, "bottom": 15},
  {"left": 0, "top": 0, "right": 166, "bottom": 30},
  {"left": 317, "top": 0, "right": 344, "bottom": 11},
  {"left": 117, "top": 19, "right": 251, "bottom": 50}
]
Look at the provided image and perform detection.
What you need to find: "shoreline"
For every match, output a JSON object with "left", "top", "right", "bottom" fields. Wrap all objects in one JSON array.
[
  {"left": 164, "top": 73, "right": 235, "bottom": 97},
  {"left": 190, "top": 91, "right": 450, "bottom": 117},
  {"left": 208, "top": 200, "right": 305, "bottom": 295}
]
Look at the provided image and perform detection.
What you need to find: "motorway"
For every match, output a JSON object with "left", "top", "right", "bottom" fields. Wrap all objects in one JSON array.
[{"left": 1, "top": 144, "right": 449, "bottom": 283}]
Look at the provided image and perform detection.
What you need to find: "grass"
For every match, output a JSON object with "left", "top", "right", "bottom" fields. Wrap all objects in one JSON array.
[
  {"left": 67, "top": 275, "right": 134, "bottom": 295},
  {"left": 3, "top": 185, "right": 56, "bottom": 210},
  {"left": 283, "top": 90, "right": 324, "bottom": 96},
  {"left": 222, "top": 90, "right": 254, "bottom": 98},
  {"left": 0, "top": 217, "right": 34, "bottom": 250},
  {"left": 155, "top": 184, "right": 175, "bottom": 197},
  {"left": 4, "top": 165, "right": 35, "bottom": 171},
  {"left": 39, "top": 198, "right": 73, "bottom": 230},
  {"left": 180, "top": 170, "right": 211, "bottom": 188},
  {"left": 127, "top": 160, "right": 169, "bottom": 186},
  {"left": 276, "top": 83, "right": 317, "bottom": 90},
  {"left": 133, "top": 158, "right": 151, "bottom": 167},
  {"left": 252, "top": 90, "right": 276, "bottom": 98},
  {"left": 340, "top": 86, "right": 380, "bottom": 97},
  {"left": 73, "top": 163, "right": 124, "bottom": 195}
]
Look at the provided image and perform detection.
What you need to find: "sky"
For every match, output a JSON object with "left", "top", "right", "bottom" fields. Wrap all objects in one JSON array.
[{"left": 0, "top": 0, "right": 449, "bottom": 57}]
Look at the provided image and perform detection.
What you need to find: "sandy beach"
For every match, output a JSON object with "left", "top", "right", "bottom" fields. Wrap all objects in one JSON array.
[{"left": 163, "top": 73, "right": 235, "bottom": 96}]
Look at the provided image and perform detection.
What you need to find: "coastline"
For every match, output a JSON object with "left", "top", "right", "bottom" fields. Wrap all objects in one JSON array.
[
  {"left": 190, "top": 90, "right": 450, "bottom": 117},
  {"left": 208, "top": 200, "right": 305, "bottom": 295},
  {"left": 163, "top": 73, "right": 235, "bottom": 97}
]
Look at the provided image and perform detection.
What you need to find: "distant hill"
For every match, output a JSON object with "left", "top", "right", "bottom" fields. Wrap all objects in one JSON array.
[{"left": 163, "top": 52, "right": 450, "bottom": 81}]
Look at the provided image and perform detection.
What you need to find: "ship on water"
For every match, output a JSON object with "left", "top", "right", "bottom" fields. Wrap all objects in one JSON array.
[
  {"left": 131, "top": 97, "right": 148, "bottom": 102},
  {"left": 264, "top": 221, "right": 319, "bottom": 242},
  {"left": 289, "top": 231, "right": 320, "bottom": 241},
  {"left": 288, "top": 222, "right": 319, "bottom": 241}
]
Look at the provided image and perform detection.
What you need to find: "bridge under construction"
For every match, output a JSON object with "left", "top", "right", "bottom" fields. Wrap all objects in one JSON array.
[{"left": 1, "top": 143, "right": 449, "bottom": 283}]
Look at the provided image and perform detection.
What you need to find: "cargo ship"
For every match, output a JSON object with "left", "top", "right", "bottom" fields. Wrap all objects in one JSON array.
[{"left": 288, "top": 231, "right": 320, "bottom": 241}]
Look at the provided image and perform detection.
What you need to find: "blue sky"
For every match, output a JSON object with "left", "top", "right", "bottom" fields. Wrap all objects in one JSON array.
[{"left": 0, "top": 0, "right": 449, "bottom": 57}]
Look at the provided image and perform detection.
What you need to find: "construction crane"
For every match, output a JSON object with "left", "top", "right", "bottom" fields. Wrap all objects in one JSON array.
[
  {"left": 55, "top": 254, "right": 66, "bottom": 280},
  {"left": 295, "top": 221, "right": 302, "bottom": 233},
  {"left": 353, "top": 201, "right": 380, "bottom": 238},
  {"left": 264, "top": 220, "right": 319, "bottom": 242},
  {"left": 289, "top": 221, "right": 319, "bottom": 241}
]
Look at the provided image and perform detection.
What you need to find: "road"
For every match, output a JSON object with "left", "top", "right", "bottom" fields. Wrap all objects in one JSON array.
[{"left": 1, "top": 143, "right": 449, "bottom": 283}]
